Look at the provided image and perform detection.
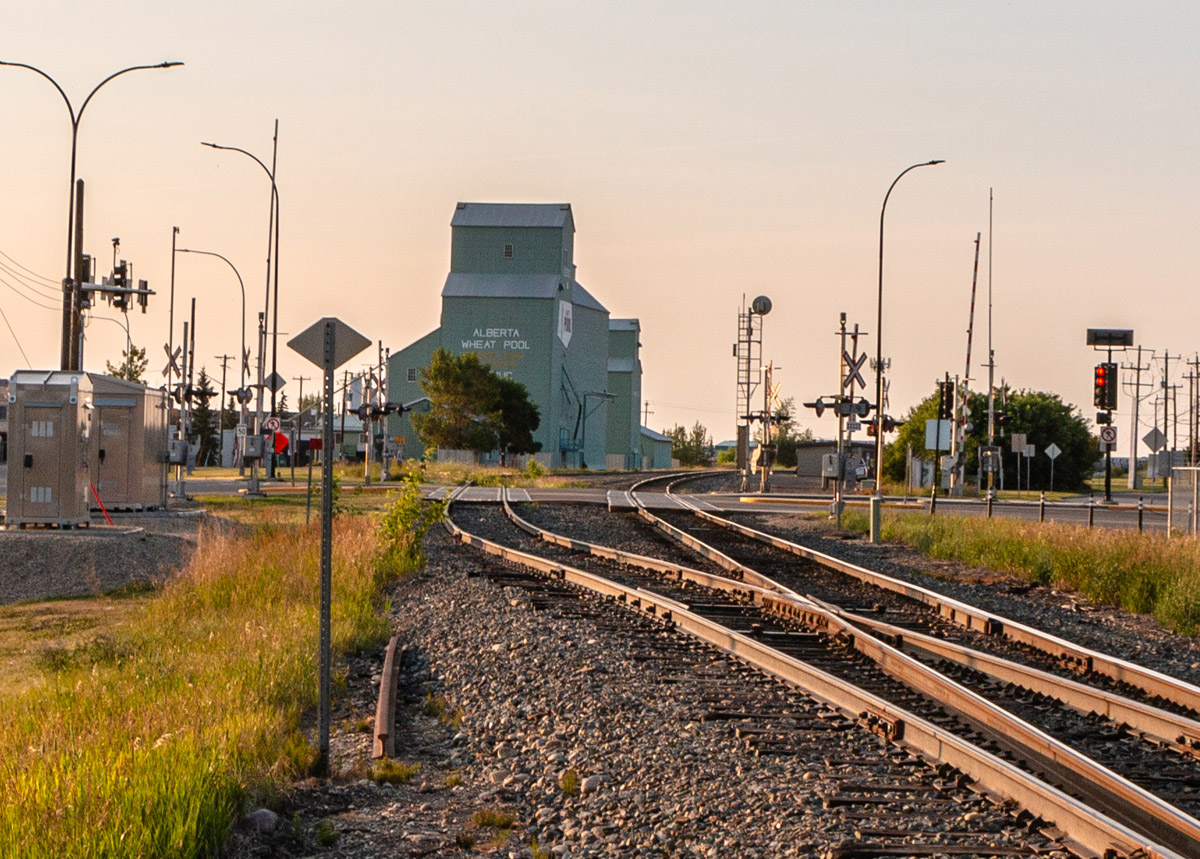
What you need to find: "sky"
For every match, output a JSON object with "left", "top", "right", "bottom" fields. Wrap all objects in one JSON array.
[{"left": 1, "top": 2, "right": 1198, "bottom": 461}]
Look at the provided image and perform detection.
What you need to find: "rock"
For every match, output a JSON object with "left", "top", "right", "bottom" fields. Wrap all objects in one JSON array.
[{"left": 245, "top": 808, "right": 278, "bottom": 832}]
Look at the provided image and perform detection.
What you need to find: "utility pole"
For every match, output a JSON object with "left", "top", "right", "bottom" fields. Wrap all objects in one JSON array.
[
  {"left": 1122, "top": 346, "right": 1153, "bottom": 489},
  {"left": 643, "top": 400, "right": 653, "bottom": 426},
  {"left": 986, "top": 190, "right": 997, "bottom": 500},
  {"left": 215, "top": 353, "right": 234, "bottom": 463},
  {"left": 953, "top": 233, "right": 981, "bottom": 497},
  {"left": 1190, "top": 355, "right": 1200, "bottom": 465}
]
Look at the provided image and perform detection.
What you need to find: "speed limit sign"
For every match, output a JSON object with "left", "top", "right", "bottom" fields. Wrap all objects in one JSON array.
[
  {"left": 1100, "top": 426, "right": 1117, "bottom": 450},
  {"left": 265, "top": 416, "right": 282, "bottom": 432}
]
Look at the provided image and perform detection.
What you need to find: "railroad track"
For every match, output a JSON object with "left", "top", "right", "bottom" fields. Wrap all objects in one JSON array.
[
  {"left": 446, "top": 503, "right": 1071, "bottom": 858},
  {"left": 444, "top": 486, "right": 1200, "bottom": 857}
]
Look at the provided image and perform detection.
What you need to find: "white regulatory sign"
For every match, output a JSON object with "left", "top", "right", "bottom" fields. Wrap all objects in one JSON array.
[
  {"left": 264, "top": 416, "right": 282, "bottom": 432},
  {"left": 1100, "top": 426, "right": 1117, "bottom": 445}
]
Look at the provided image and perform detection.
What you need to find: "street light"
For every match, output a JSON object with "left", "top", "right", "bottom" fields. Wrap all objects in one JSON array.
[
  {"left": 176, "top": 246, "right": 258, "bottom": 489},
  {"left": 206, "top": 125, "right": 283, "bottom": 477},
  {"left": 0, "top": 59, "right": 183, "bottom": 370},
  {"left": 873, "top": 159, "right": 944, "bottom": 501}
]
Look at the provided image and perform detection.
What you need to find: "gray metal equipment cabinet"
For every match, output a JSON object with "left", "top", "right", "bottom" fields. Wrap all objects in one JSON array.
[
  {"left": 87, "top": 374, "right": 169, "bottom": 511},
  {"left": 6, "top": 371, "right": 93, "bottom": 528}
]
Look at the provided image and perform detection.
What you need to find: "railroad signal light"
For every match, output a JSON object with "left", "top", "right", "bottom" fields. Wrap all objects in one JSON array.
[{"left": 937, "top": 381, "right": 954, "bottom": 420}]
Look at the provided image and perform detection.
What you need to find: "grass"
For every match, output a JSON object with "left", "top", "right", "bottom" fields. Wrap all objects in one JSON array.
[
  {"left": 558, "top": 768, "right": 580, "bottom": 796},
  {"left": 373, "top": 759, "right": 421, "bottom": 784},
  {"left": 845, "top": 510, "right": 1200, "bottom": 634},
  {"left": 0, "top": 479, "right": 442, "bottom": 858},
  {"left": 0, "top": 599, "right": 141, "bottom": 697}
]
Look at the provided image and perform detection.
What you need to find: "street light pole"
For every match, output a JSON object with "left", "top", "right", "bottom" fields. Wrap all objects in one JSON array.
[
  {"left": 873, "top": 159, "right": 945, "bottom": 502},
  {"left": 176, "top": 248, "right": 250, "bottom": 480},
  {"left": 202, "top": 122, "right": 280, "bottom": 475},
  {"left": 0, "top": 59, "right": 183, "bottom": 370}
]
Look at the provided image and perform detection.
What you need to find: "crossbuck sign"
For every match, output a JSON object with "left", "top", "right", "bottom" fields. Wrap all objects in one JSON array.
[{"left": 842, "top": 351, "right": 866, "bottom": 390}]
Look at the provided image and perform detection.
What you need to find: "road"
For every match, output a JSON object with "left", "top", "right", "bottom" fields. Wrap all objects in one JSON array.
[{"left": 0, "top": 463, "right": 1182, "bottom": 534}]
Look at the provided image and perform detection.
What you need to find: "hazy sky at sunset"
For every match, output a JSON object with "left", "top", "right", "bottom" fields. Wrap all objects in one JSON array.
[{"left": 2, "top": 2, "right": 1197, "bottom": 457}]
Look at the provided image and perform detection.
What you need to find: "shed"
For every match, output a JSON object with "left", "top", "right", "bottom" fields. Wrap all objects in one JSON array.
[
  {"left": 6, "top": 371, "right": 93, "bottom": 528},
  {"left": 87, "top": 374, "right": 169, "bottom": 511},
  {"left": 640, "top": 426, "right": 674, "bottom": 469}
]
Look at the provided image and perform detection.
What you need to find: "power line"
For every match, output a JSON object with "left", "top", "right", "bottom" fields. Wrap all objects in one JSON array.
[
  {"left": 0, "top": 259, "right": 60, "bottom": 299},
  {"left": 0, "top": 275, "right": 60, "bottom": 311},
  {"left": 0, "top": 301, "right": 32, "bottom": 366},
  {"left": 0, "top": 248, "right": 57, "bottom": 285}
]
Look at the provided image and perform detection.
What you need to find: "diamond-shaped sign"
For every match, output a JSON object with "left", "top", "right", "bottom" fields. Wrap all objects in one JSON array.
[
  {"left": 1045, "top": 442, "right": 1061, "bottom": 460},
  {"left": 1143, "top": 427, "right": 1166, "bottom": 452},
  {"left": 288, "top": 317, "right": 371, "bottom": 371},
  {"left": 265, "top": 371, "right": 287, "bottom": 393}
]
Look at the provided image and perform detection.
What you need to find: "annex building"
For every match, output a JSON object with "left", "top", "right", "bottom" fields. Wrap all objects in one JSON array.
[{"left": 387, "top": 202, "right": 644, "bottom": 469}]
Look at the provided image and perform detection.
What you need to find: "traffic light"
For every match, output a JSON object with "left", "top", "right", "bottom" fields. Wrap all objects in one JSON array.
[
  {"left": 112, "top": 260, "right": 127, "bottom": 290},
  {"left": 1093, "top": 362, "right": 1117, "bottom": 410},
  {"left": 937, "top": 381, "right": 953, "bottom": 419}
]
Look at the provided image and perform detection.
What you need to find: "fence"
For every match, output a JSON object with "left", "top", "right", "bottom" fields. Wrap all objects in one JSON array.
[{"left": 1169, "top": 467, "right": 1200, "bottom": 536}]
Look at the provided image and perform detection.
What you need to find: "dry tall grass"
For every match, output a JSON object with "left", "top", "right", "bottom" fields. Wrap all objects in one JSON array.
[
  {"left": 846, "top": 511, "right": 1200, "bottom": 634},
  {"left": 0, "top": 513, "right": 399, "bottom": 858}
]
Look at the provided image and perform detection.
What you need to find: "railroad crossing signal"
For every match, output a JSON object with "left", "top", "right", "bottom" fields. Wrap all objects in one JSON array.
[
  {"left": 842, "top": 351, "right": 866, "bottom": 390},
  {"left": 162, "top": 344, "right": 181, "bottom": 378}
]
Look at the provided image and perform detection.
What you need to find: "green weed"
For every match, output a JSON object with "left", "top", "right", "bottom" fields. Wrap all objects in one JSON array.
[{"left": 373, "top": 759, "right": 421, "bottom": 784}]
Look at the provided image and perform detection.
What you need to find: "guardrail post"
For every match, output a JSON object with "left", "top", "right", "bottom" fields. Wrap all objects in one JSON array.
[
  {"left": 869, "top": 496, "right": 882, "bottom": 544},
  {"left": 1088, "top": 497, "right": 1095, "bottom": 529},
  {"left": 1038, "top": 491, "right": 1045, "bottom": 523},
  {"left": 1138, "top": 496, "right": 1144, "bottom": 533},
  {"left": 986, "top": 493, "right": 993, "bottom": 519}
]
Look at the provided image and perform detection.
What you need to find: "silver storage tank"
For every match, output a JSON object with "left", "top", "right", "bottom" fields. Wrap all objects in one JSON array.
[{"left": 6, "top": 371, "right": 93, "bottom": 528}]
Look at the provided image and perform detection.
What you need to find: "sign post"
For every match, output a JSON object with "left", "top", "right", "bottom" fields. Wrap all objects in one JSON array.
[
  {"left": 288, "top": 317, "right": 371, "bottom": 777},
  {"left": 1045, "top": 442, "right": 1061, "bottom": 492}
]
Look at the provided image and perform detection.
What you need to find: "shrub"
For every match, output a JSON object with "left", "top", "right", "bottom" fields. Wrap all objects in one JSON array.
[{"left": 377, "top": 472, "right": 447, "bottom": 571}]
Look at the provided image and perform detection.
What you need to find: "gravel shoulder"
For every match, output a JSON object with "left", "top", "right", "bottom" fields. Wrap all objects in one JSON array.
[{"left": 0, "top": 510, "right": 239, "bottom": 605}]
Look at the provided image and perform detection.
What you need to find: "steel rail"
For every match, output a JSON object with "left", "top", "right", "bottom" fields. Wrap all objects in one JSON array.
[
  {"left": 509, "top": 489, "right": 1200, "bottom": 754},
  {"left": 373, "top": 635, "right": 400, "bottom": 759},
  {"left": 622, "top": 481, "right": 1200, "bottom": 855},
  {"left": 816, "top": 596, "right": 1200, "bottom": 753},
  {"left": 502, "top": 489, "right": 797, "bottom": 598},
  {"left": 443, "top": 500, "right": 1188, "bottom": 859},
  {"left": 649, "top": 475, "right": 1200, "bottom": 715}
]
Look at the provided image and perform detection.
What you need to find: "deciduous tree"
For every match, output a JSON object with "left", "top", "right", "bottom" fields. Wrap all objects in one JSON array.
[
  {"left": 883, "top": 384, "right": 1098, "bottom": 491},
  {"left": 413, "top": 349, "right": 541, "bottom": 458}
]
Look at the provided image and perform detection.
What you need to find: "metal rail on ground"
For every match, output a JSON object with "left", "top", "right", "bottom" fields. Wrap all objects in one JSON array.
[
  {"left": 642, "top": 472, "right": 1200, "bottom": 716},
  {"left": 455, "top": 491, "right": 1193, "bottom": 857}
]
